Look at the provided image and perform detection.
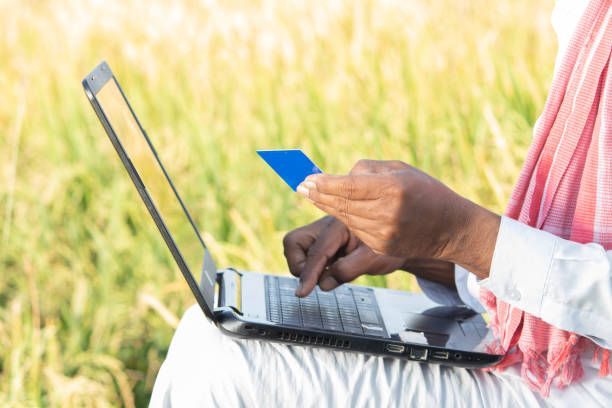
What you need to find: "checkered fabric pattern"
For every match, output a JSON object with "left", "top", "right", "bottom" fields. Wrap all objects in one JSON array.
[{"left": 480, "top": 0, "right": 612, "bottom": 397}]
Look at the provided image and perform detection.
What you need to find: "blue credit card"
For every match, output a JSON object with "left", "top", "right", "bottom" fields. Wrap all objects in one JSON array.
[{"left": 257, "top": 149, "right": 323, "bottom": 191}]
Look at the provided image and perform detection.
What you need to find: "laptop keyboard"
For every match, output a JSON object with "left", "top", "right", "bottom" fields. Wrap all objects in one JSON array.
[{"left": 265, "top": 276, "right": 388, "bottom": 337}]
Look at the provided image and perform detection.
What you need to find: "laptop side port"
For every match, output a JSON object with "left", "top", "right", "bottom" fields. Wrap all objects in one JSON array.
[
  {"left": 409, "top": 347, "right": 428, "bottom": 361},
  {"left": 431, "top": 351, "right": 449, "bottom": 360},
  {"left": 386, "top": 344, "right": 405, "bottom": 354}
]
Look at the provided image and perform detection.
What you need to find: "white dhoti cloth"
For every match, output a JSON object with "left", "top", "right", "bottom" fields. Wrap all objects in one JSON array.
[{"left": 149, "top": 305, "right": 551, "bottom": 408}]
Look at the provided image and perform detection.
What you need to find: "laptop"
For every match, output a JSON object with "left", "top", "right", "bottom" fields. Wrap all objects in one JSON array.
[{"left": 82, "top": 61, "right": 503, "bottom": 368}]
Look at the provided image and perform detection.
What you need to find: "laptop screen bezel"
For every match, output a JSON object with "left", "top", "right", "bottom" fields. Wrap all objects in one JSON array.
[{"left": 82, "top": 61, "right": 217, "bottom": 320}]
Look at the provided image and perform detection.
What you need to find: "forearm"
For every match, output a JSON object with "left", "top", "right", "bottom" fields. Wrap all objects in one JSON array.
[
  {"left": 403, "top": 259, "right": 456, "bottom": 289},
  {"left": 440, "top": 197, "right": 501, "bottom": 280}
]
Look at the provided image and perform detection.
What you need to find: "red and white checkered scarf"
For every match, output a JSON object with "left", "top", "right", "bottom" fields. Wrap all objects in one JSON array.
[{"left": 480, "top": 0, "right": 612, "bottom": 397}]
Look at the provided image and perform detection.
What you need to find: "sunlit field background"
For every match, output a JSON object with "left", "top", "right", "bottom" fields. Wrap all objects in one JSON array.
[{"left": 1, "top": 0, "right": 556, "bottom": 406}]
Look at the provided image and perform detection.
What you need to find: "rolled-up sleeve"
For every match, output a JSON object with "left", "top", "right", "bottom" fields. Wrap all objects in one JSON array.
[{"left": 479, "top": 216, "right": 612, "bottom": 349}]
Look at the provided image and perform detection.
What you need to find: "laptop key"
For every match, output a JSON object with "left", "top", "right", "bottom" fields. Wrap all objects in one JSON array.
[
  {"left": 265, "top": 276, "right": 386, "bottom": 337},
  {"left": 357, "top": 308, "right": 380, "bottom": 325},
  {"left": 322, "top": 323, "right": 343, "bottom": 332}
]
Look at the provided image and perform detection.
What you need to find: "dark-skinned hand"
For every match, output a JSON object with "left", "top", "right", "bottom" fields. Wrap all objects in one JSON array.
[
  {"left": 296, "top": 159, "right": 500, "bottom": 280},
  {"left": 284, "top": 160, "right": 458, "bottom": 297}
]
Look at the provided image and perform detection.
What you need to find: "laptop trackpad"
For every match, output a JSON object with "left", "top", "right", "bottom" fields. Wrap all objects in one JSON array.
[
  {"left": 399, "top": 306, "right": 484, "bottom": 349},
  {"left": 399, "top": 312, "right": 458, "bottom": 347}
]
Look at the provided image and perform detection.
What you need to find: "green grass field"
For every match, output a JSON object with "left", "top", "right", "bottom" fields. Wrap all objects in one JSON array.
[{"left": 1, "top": 0, "right": 556, "bottom": 406}]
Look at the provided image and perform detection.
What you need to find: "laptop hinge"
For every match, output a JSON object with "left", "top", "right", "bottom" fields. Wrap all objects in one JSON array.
[{"left": 218, "top": 268, "right": 242, "bottom": 315}]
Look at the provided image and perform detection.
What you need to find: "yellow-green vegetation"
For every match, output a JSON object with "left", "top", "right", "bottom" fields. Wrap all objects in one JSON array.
[{"left": 1, "top": 0, "right": 556, "bottom": 406}]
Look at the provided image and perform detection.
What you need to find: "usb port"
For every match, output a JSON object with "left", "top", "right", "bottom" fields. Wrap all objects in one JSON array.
[
  {"left": 409, "top": 347, "right": 428, "bottom": 360},
  {"left": 432, "top": 351, "right": 449, "bottom": 360},
  {"left": 386, "top": 344, "right": 405, "bottom": 353}
]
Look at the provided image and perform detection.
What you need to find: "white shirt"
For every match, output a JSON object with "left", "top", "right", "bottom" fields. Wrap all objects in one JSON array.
[{"left": 418, "top": 0, "right": 612, "bottom": 404}]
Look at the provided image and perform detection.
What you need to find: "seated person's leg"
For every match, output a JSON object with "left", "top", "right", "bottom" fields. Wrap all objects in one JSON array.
[{"left": 150, "top": 305, "right": 547, "bottom": 408}]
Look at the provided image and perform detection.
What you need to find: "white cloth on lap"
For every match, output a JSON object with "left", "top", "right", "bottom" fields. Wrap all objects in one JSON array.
[{"left": 149, "top": 304, "right": 548, "bottom": 408}]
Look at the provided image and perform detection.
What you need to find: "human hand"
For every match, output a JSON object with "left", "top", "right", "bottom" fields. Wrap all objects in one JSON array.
[
  {"left": 283, "top": 216, "right": 407, "bottom": 297},
  {"left": 296, "top": 160, "right": 500, "bottom": 278}
]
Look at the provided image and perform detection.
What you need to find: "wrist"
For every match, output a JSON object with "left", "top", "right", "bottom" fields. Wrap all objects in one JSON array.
[
  {"left": 441, "top": 198, "right": 500, "bottom": 279},
  {"left": 400, "top": 259, "right": 456, "bottom": 289}
]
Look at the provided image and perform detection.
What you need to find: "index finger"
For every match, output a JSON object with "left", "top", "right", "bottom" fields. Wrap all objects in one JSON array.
[
  {"left": 295, "top": 220, "right": 349, "bottom": 297},
  {"left": 302, "top": 173, "right": 385, "bottom": 200},
  {"left": 283, "top": 216, "right": 333, "bottom": 277}
]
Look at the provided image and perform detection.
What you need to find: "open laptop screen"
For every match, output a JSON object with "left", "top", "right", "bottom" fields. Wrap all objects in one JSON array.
[{"left": 90, "top": 68, "right": 217, "bottom": 316}]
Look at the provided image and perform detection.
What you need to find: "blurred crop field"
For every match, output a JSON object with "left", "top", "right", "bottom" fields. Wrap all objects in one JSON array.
[{"left": 1, "top": 0, "right": 556, "bottom": 406}]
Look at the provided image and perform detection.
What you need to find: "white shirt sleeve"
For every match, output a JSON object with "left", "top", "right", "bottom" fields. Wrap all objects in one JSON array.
[
  {"left": 479, "top": 216, "right": 612, "bottom": 349},
  {"left": 455, "top": 265, "right": 486, "bottom": 313}
]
